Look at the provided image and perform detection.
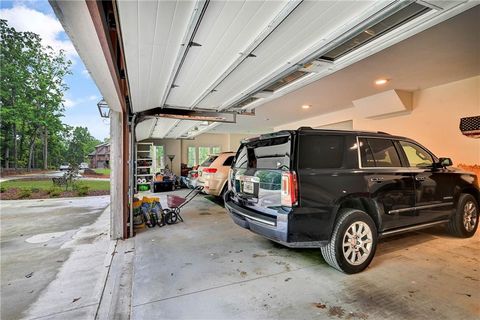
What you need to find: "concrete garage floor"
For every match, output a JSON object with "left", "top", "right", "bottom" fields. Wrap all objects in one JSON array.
[
  {"left": 133, "top": 191, "right": 479, "bottom": 320},
  {"left": 1, "top": 196, "right": 112, "bottom": 320}
]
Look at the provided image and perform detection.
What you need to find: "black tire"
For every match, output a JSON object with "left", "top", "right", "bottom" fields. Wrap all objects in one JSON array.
[
  {"left": 165, "top": 210, "right": 178, "bottom": 225},
  {"left": 320, "top": 209, "right": 377, "bottom": 274},
  {"left": 447, "top": 194, "right": 479, "bottom": 238},
  {"left": 150, "top": 212, "right": 159, "bottom": 227},
  {"left": 219, "top": 184, "right": 228, "bottom": 201}
]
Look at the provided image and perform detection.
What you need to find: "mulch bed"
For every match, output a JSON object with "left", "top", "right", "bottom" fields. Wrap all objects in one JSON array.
[
  {"left": 0, "top": 188, "right": 109, "bottom": 200},
  {"left": 83, "top": 173, "right": 110, "bottom": 179}
]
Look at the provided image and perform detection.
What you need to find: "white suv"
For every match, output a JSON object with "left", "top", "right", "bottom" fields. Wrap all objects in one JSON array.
[{"left": 198, "top": 152, "right": 235, "bottom": 197}]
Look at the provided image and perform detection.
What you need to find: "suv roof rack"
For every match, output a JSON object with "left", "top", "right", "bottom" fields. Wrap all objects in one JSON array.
[{"left": 377, "top": 131, "right": 390, "bottom": 135}]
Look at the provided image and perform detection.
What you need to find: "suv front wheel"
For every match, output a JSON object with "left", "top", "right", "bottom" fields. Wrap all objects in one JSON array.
[
  {"left": 321, "top": 209, "right": 377, "bottom": 274},
  {"left": 447, "top": 194, "right": 479, "bottom": 238}
]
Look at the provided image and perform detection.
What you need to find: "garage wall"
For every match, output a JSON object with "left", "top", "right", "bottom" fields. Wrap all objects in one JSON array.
[
  {"left": 181, "top": 133, "right": 230, "bottom": 163},
  {"left": 275, "top": 76, "right": 480, "bottom": 165},
  {"left": 227, "top": 133, "right": 256, "bottom": 151},
  {"left": 160, "top": 139, "right": 182, "bottom": 176},
  {"left": 150, "top": 133, "right": 256, "bottom": 175}
]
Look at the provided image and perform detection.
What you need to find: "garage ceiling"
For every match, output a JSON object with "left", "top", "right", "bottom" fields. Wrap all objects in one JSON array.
[
  {"left": 213, "top": 5, "right": 480, "bottom": 134},
  {"left": 115, "top": 0, "right": 478, "bottom": 140}
]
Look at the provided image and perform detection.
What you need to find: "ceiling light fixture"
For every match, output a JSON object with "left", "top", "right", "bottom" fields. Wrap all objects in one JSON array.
[
  {"left": 375, "top": 78, "right": 389, "bottom": 85},
  {"left": 302, "top": 104, "right": 311, "bottom": 109}
]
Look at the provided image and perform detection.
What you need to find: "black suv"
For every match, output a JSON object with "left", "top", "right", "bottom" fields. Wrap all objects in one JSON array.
[{"left": 224, "top": 128, "right": 479, "bottom": 274}]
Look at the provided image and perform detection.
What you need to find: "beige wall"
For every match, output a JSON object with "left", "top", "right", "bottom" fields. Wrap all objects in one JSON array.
[
  {"left": 161, "top": 139, "right": 181, "bottom": 176},
  {"left": 276, "top": 76, "right": 480, "bottom": 165},
  {"left": 227, "top": 133, "right": 257, "bottom": 151},
  {"left": 181, "top": 133, "right": 230, "bottom": 165},
  {"left": 151, "top": 133, "right": 256, "bottom": 174}
]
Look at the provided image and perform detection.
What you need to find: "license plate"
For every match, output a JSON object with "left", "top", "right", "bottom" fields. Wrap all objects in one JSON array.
[{"left": 243, "top": 181, "right": 254, "bottom": 194}]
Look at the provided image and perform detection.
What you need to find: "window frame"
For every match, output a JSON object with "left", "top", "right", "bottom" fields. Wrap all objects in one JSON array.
[
  {"left": 187, "top": 146, "right": 197, "bottom": 167},
  {"left": 397, "top": 140, "right": 437, "bottom": 169},
  {"left": 357, "top": 136, "right": 405, "bottom": 169},
  {"left": 357, "top": 136, "right": 438, "bottom": 169}
]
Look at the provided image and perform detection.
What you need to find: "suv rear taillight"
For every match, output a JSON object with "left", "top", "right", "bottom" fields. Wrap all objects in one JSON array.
[
  {"left": 281, "top": 171, "right": 298, "bottom": 207},
  {"left": 203, "top": 168, "right": 217, "bottom": 174}
]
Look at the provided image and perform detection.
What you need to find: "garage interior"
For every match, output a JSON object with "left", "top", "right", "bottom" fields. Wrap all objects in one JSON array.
[{"left": 49, "top": 0, "right": 479, "bottom": 319}]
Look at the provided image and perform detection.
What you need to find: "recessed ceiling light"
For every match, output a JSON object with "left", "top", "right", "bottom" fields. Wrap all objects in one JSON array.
[
  {"left": 302, "top": 104, "right": 311, "bottom": 109},
  {"left": 375, "top": 78, "right": 389, "bottom": 85}
]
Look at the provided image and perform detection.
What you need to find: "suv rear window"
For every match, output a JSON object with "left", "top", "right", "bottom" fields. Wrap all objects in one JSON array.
[
  {"left": 359, "top": 138, "right": 402, "bottom": 167},
  {"left": 234, "top": 136, "right": 290, "bottom": 170},
  {"left": 298, "top": 135, "right": 345, "bottom": 169},
  {"left": 200, "top": 155, "right": 218, "bottom": 167}
]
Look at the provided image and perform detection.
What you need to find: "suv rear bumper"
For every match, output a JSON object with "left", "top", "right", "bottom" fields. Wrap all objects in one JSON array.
[
  {"left": 225, "top": 191, "right": 329, "bottom": 248},
  {"left": 225, "top": 192, "right": 288, "bottom": 243}
]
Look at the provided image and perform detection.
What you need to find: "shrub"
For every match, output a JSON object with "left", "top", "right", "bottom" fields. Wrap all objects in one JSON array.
[
  {"left": 77, "top": 185, "right": 90, "bottom": 196},
  {"left": 47, "top": 187, "right": 62, "bottom": 197},
  {"left": 31, "top": 187, "right": 41, "bottom": 193},
  {"left": 19, "top": 188, "right": 32, "bottom": 199},
  {"left": 0, "top": 185, "right": 5, "bottom": 193}
]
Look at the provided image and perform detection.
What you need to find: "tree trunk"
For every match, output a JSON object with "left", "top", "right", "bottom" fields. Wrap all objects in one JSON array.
[
  {"left": 3, "top": 125, "right": 9, "bottom": 169},
  {"left": 43, "top": 127, "right": 48, "bottom": 170},
  {"left": 19, "top": 121, "right": 25, "bottom": 166},
  {"left": 4, "top": 146, "right": 9, "bottom": 169},
  {"left": 13, "top": 123, "right": 18, "bottom": 169},
  {"left": 27, "top": 129, "right": 38, "bottom": 171}
]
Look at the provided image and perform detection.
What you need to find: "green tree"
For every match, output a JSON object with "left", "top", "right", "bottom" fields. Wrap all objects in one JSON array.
[
  {"left": 0, "top": 19, "right": 71, "bottom": 170},
  {"left": 66, "top": 126, "right": 101, "bottom": 166}
]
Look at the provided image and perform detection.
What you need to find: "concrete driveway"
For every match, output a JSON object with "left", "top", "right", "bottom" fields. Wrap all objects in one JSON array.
[
  {"left": 132, "top": 192, "right": 479, "bottom": 320},
  {"left": 1, "top": 196, "right": 112, "bottom": 320}
]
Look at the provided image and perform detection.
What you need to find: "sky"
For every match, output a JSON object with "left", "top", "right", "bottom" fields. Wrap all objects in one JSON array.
[{"left": 0, "top": 0, "right": 110, "bottom": 140}]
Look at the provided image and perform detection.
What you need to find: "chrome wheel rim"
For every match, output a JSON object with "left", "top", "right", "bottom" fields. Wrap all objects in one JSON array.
[
  {"left": 342, "top": 221, "right": 373, "bottom": 266},
  {"left": 463, "top": 201, "right": 478, "bottom": 232}
]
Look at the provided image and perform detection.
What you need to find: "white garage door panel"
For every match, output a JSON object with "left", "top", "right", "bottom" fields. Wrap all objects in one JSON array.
[
  {"left": 150, "top": 118, "right": 179, "bottom": 139},
  {"left": 117, "top": 0, "right": 196, "bottom": 113},
  {"left": 166, "top": 0, "right": 288, "bottom": 109},
  {"left": 165, "top": 120, "right": 198, "bottom": 138},
  {"left": 135, "top": 118, "right": 156, "bottom": 142},
  {"left": 197, "top": 0, "right": 377, "bottom": 110}
]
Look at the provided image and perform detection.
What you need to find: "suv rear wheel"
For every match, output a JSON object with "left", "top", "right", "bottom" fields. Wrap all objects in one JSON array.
[
  {"left": 321, "top": 209, "right": 377, "bottom": 274},
  {"left": 447, "top": 194, "right": 479, "bottom": 238}
]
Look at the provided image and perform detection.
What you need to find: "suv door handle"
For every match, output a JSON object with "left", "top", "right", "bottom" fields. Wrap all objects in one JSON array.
[
  {"left": 370, "top": 177, "right": 384, "bottom": 182},
  {"left": 415, "top": 176, "right": 426, "bottom": 181}
]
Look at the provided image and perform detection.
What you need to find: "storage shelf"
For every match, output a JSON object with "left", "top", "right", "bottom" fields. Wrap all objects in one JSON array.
[{"left": 135, "top": 142, "right": 154, "bottom": 192}]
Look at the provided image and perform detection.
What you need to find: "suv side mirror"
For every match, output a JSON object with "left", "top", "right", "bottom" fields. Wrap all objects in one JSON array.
[{"left": 438, "top": 157, "right": 453, "bottom": 167}]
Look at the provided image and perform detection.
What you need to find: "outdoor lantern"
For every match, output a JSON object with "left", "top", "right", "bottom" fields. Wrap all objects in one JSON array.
[{"left": 97, "top": 99, "right": 110, "bottom": 118}]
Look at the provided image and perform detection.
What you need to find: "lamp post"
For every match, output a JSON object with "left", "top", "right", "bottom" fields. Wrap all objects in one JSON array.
[
  {"left": 167, "top": 155, "right": 175, "bottom": 171},
  {"left": 97, "top": 99, "right": 110, "bottom": 118}
]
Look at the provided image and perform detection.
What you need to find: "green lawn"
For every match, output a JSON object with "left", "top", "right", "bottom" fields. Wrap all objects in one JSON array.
[
  {"left": 0, "top": 179, "right": 110, "bottom": 191},
  {"left": 94, "top": 168, "right": 111, "bottom": 175}
]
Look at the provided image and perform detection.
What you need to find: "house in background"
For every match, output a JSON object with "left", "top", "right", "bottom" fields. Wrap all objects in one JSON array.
[{"left": 88, "top": 143, "right": 110, "bottom": 168}]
